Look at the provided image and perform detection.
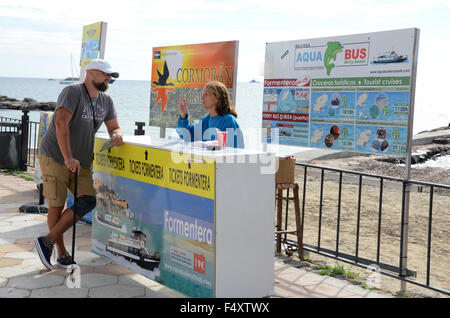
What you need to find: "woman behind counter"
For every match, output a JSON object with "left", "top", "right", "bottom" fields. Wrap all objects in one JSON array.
[{"left": 176, "top": 81, "right": 245, "bottom": 148}]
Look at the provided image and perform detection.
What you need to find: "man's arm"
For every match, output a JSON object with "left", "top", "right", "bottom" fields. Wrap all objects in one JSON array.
[
  {"left": 105, "top": 118, "right": 124, "bottom": 147},
  {"left": 55, "top": 106, "right": 81, "bottom": 173}
]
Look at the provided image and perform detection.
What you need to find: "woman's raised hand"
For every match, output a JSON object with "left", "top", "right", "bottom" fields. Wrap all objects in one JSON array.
[{"left": 177, "top": 95, "right": 188, "bottom": 119}]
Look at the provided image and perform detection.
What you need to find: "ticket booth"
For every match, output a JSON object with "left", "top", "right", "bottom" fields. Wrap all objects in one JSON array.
[{"left": 91, "top": 135, "right": 275, "bottom": 298}]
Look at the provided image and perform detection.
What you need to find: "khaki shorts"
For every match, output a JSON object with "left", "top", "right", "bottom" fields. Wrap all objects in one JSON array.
[{"left": 38, "top": 154, "right": 96, "bottom": 207}]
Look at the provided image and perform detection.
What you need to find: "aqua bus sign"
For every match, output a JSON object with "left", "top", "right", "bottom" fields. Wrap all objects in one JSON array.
[{"left": 262, "top": 28, "right": 420, "bottom": 157}]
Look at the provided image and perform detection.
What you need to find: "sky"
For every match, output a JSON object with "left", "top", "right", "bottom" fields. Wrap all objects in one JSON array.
[{"left": 0, "top": 0, "right": 449, "bottom": 83}]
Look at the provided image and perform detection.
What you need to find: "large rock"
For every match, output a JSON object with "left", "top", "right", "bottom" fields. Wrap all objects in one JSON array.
[
  {"left": 23, "top": 98, "right": 37, "bottom": 103},
  {"left": 0, "top": 96, "right": 55, "bottom": 111},
  {"left": 38, "top": 102, "right": 56, "bottom": 111},
  {"left": 22, "top": 102, "right": 55, "bottom": 111},
  {"left": 0, "top": 101, "right": 28, "bottom": 109}
]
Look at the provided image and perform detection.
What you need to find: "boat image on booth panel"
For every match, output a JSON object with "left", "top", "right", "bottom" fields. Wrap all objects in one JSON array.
[
  {"left": 105, "top": 228, "right": 161, "bottom": 271},
  {"left": 372, "top": 51, "right": 408, "bottom": 64},
  {"left": 94, "top": 210, "right": 127, "bottom": 233}
]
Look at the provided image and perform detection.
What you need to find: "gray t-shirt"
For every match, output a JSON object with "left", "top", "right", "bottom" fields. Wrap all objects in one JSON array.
[{"left": 40, "top": 83, "right": 117, "bottom": 169}]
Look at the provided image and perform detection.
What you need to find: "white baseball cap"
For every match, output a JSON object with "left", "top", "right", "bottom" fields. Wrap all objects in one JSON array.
[{"left": 86, "top": 59, "right": 119, "bottom": 78}]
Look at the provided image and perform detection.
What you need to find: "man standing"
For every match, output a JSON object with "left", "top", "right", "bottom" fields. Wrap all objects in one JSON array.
[{"left": 35, "top": 59, "right": 124, "bottom": 270}]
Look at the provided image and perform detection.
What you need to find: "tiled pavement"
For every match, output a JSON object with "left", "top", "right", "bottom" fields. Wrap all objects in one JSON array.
[{"left": 0, "top": 172, "right": 392, "bottom": 298}]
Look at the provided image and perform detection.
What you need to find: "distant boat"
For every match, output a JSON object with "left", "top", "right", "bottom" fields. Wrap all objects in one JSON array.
[
  {"left": 373, "top": 51, "right": 408, "bottom": 64},
  {"left": 60, "top": 53, "right": 79, "bottom": 84},
  {"left": 60, "top": 77, "right": 79, "bottom": 84}
]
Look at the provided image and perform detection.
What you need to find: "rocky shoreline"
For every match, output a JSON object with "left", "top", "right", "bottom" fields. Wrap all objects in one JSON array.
[
  {"left": 0, "top": 95, "right": 55, "bottom": 111},
  {"left": 376, "top": 145, "right": 450, "bottom": 165},
  {"left": 308, "top": 142, "right": 450, "bottom": 186}
]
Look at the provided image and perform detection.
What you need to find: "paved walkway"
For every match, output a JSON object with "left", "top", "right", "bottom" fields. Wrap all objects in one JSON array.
[{"left": 0, "top": 171, "right": 391, "bottom": 298}]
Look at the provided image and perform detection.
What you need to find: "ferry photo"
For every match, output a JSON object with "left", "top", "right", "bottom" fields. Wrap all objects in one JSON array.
[
  {"left": 372, "top": 50, "right": 408, "bottom": 64},
  {"left": 105, "top": 228, "right": 161, "bottom": 271},
  {"left": 94, "top": 210, "right": 127, "bottom": 233}
]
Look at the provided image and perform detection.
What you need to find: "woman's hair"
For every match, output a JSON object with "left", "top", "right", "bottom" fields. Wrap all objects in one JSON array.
[{"left": 205, "top": 81, "right": 238, "bottom": 118}]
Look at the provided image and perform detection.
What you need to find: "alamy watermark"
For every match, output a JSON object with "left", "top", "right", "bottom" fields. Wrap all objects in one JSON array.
[
  {"left": 66, "top": 264, "right": 81, "bottom": 288},
  {"left": 366, "top": 264, "right": 381, "bottom": 289},
  {"left": 171, "top": 126, "right": 283, "bottom": 175}
]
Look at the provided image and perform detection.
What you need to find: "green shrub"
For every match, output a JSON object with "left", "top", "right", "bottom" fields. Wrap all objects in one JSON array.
[{"left": 317, "top": 264, "right": 359, "bottom": 279}]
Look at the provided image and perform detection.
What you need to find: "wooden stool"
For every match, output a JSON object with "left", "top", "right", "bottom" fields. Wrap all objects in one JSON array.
[{"left": 275, "top": 182, "right": 304, "bottom": 260}]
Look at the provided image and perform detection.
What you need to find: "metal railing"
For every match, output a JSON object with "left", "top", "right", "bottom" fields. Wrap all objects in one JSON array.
[
  {"left": 277, "top": 162, "right": 450, "bottom": 296},
  {"left": 26, "top": 118, "right": 40, "bottom": 168},
  {"left": 0, "top": 116, "right": 21, "bottom": 131},
  {"left": 0, "top": 111, "right": 40, "bottom": 169}
]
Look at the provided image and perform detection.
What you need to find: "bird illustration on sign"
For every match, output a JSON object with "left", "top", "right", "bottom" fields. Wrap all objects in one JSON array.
[{"left": 152, "top": 60, "right": 175, "bottom": 113}]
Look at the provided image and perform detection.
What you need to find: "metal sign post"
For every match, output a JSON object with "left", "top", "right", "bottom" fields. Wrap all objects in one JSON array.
[
  {"left": 78, "top": 22, "right": 108, "bottom": 83},
  {"left": 231, "top": 41, "right": 239, "bottom": 111},
  {"left": 159, "top": 127, "right": 166, "bottom": 139},
  {"left": 400, "top": 28, "right": 420, "bottom": 294}
]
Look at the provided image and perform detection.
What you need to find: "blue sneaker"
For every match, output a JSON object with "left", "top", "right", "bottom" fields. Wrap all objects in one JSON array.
[
  {"left": 57, "top": 252, "right": 76, "bottom": 269},
  {"left": 34, "top": 236, "right": 54, "bottom": 270}
]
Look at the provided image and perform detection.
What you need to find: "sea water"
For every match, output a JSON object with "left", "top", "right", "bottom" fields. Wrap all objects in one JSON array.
[
  {"left": 0, "top": 77, "right": 264, "bottom": 139},
  {"left": 0, "top": 77, "right": 449, "bottom": 164}
]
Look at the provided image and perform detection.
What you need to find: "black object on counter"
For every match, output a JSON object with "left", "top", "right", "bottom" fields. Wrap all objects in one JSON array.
[{"left": 135, "top": 122, "right": 145, "bottom": 136}]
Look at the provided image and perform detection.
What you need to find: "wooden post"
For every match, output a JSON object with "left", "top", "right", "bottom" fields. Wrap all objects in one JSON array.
[{"left": 276, "top": 186, "right": 283, "bottom": 253}]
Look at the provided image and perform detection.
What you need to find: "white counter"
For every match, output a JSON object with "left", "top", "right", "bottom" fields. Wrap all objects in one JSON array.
[{"left": 92, "top": 134, "right": 275, "bottom": 298}]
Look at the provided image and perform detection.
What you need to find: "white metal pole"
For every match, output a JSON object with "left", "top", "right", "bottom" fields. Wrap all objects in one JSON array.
[
  {"left": 232, "top": 41, "right": 239, "bottom": 111},
  {"left": 400, "top": 28, "right": 420, "bottom": 294},
  {"left": 160, "top": 127, "right": 166, "bottom": 139},
  {"left": 79, "top": 22, "right": 107, "bottom": 83}
]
